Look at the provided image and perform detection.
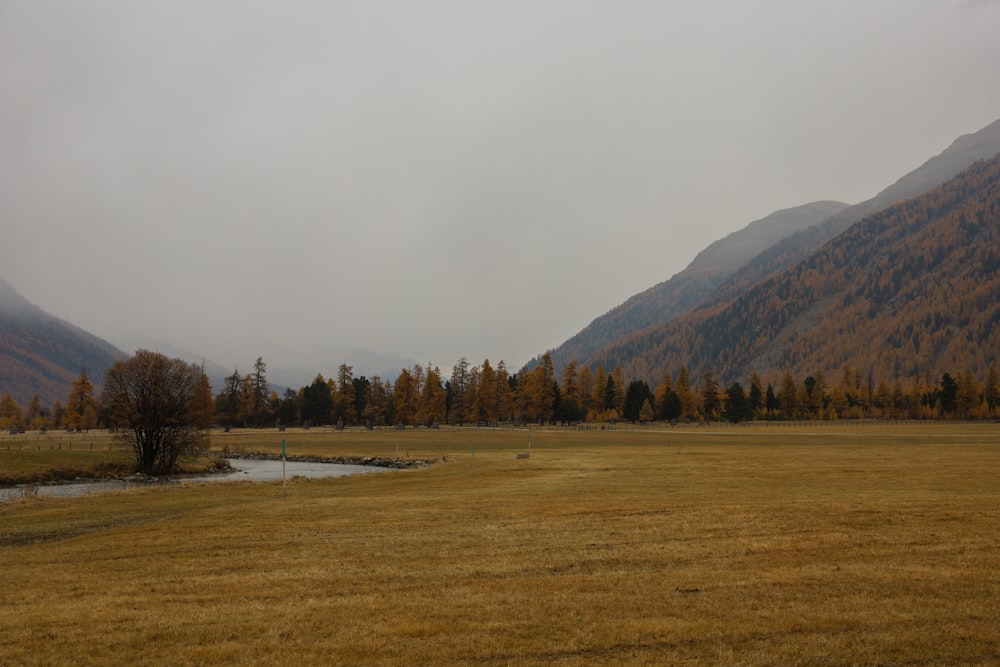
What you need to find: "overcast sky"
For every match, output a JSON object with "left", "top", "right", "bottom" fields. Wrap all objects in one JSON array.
[{"left": 3, "top": 1, "right": 1000, "bottom": 384}]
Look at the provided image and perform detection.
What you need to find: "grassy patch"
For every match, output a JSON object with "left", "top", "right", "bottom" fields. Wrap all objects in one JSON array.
[
  {"left": 0, "top": 433, "right": 229, "bottom": 486},
  {"left": 2, "top": 424, "right": 999, "bottom": 665}
]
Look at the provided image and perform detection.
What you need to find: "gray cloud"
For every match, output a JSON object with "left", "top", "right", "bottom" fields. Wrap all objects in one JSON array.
[{"left": 2, "top": 1, "right": 999, "bottom": 382}]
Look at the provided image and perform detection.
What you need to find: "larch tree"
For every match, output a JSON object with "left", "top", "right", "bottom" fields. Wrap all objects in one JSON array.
[
  {"left": 560, "top": 360, "right": 579, "bottom": 404},
  {"left": 778, "top": 371, "right": 798, "bottom": 418},
  {"left": 475, "top": 359, "right": 498, "bottom": 423},
  {"left": 393, "top": 368, "right": 418, "bottom": 425},
  {"left": 0, "top": 394, "right": 23, "bottom": 430},
  {"left": 420, "top": 366, "right": 446, "bottom": 426},
  {"left": 65, "top": 367, "right": 98, "bottom": 431}
]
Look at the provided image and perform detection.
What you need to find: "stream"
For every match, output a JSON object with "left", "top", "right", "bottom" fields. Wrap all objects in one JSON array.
[{"left": 3, "top": 458, "right": 389, "bottom": 500}]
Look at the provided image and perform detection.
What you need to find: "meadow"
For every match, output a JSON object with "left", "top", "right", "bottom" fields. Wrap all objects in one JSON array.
[{"left": 1, "top": 423, "right": 999, "bottom": 665}]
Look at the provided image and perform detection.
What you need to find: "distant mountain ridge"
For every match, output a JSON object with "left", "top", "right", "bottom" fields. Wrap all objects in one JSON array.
[
  {"left": 590, "top": 152, "right": 1000, "bottom": 384},
  {"left": 0, "top": 281, "right": 417, "bottom": 407},
  {"left": 707, "top": 117, "right": 1000, "bottom": 307},
  {"left": 538, "top": 116, "right": 1000, "bottom": 377},
  {"left": 541, "top": 200, "right": 849, "bottom": 370},
  {"left": 0, "top": 278, "right": 126, "bottom": 406}
]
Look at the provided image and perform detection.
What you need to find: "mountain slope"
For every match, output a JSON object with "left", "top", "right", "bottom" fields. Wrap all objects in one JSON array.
[
  {"left": 708, "top": 117, "right": 1000, "bottom": 306},
  {"left": 0, "top": 278, "right": 125, "bottom": 406},
  {"left": 542, "top": 200, "right": 850, "bottom": 368},
  {"left": 590, "top": 153, "right": 1000, "bottom": 384},
  {"left": 543, "top": 117, "right": 1000, "bottom": 373}
]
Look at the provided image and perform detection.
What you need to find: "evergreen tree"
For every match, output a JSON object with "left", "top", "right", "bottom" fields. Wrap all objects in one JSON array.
[
  {"left": 764, "top": 384, "right": 779, "bottom": 415},
  {"left": 657, "top": 387, "right": 682, "bottom": 421},
  {"left": 623, "top": 380, "right": 653, "bottom": 423},
  {"left": 938, "top": 373, "right": 959, "bottom": 415},
  {"left": 251, "top": 357, "right": 270, "bottom": 427},
  {"left": 301, "top": 374, "right": 333, "bottom": 426},
  {"left": 449, "top": 357, "right": 471, "bottom": 425},
  {"left": 333, "top": 363, "right": 356, "bottom": 425},
  {"left": 723, "top": 382, "right": 751, "bottom": 423}
]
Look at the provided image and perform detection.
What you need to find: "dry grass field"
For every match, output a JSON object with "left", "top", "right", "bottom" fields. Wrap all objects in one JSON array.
[{"left": 2, "top": 423, "right": 999, "bottom": 665}]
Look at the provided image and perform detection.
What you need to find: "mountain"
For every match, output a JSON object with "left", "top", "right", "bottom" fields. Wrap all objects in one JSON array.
[
  {"left": 539, "top": 116, "right": 1000, "bottom": 379},
  {"left": 707, "top": 117, "right": 1000, "bottom": 306},
  {"left": 540, "top": 200, "right": 850, "bottom": 369},
  {"left": 0, "top": 278, "right": 126, "bottom": 406},
  {"left": 589, "top": 152, "right": 1000, "bottom": 384}
]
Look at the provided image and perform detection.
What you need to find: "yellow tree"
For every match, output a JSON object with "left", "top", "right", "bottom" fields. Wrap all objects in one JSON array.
[
  {"left": 676, "top": 366, "right": 698, "bottom": 420},
  {"left": 475, "top": 359, "right": 498, "bottom": 424},
  {"left": 65, "top": 368, "right": 98, "bottom": 430},
  {"left": 494, "top": 360, "right": 514, "bottom": 422},
  {"left": 778, "top": 371, "right": 798, "bottom": 419},
  {"left": 393, "top": 368, "right": 418, "bottom": 426},
  {"left": 957, "top": 369, "right": 981, "bottom": 419},
  {"left": 653, "top": 369, "right": 673, "bottom": 409},
  {"left": 532, "top": 353, "right": 557, "bottom": 424},
  {"left": 0, "top": 394, "right": 23, "bottom": 430},
  {"left": 560, "top": 360, "right": 580, "bottom": 404},
  {"left": 419, "top": 366, "right": 446, "bottom": 426}
]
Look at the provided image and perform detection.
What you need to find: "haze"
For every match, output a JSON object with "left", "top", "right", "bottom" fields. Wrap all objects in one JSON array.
[{"left": 2, "top": 1, "right": 1000, "bottom": 384}]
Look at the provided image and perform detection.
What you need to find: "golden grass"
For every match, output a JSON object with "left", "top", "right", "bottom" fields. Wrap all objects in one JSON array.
[{"left": 2, "top": 423, "right": 999, "bottom": 665}]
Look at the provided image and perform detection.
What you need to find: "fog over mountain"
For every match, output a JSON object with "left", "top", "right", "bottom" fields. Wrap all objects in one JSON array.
[{"left": 2, "top": 2, "right": 999, "bottom": 373}]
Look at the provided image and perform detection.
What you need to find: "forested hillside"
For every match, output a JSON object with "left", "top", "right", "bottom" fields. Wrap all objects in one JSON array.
[
  {"left": 540, "top": 200, "right": 849, "bottom": 369},
  {"left": 708, "top": 117, "right": 1000, "bottom": 307},
  {"left": 0, "top": 278, "right": 124, "bottom": 406},
  {"left": 539, "top": 118, "right": 1000, "bottom": 375},
  {"left": 589, "top": 153, "right": 1000, "bottom": 386}
]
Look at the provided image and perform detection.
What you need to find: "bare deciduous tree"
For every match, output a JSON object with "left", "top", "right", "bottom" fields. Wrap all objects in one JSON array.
[{"left": 101, "top": 350, "right": 214, "bottom": 472}]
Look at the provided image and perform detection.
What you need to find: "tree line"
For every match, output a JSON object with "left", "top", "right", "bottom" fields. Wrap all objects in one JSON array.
[
  {"left": 203, "top": 355, "right": 1000, "bottom": 428},
  {"left": 3, "top": 354, "right": 999, "bottom": 436}
]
